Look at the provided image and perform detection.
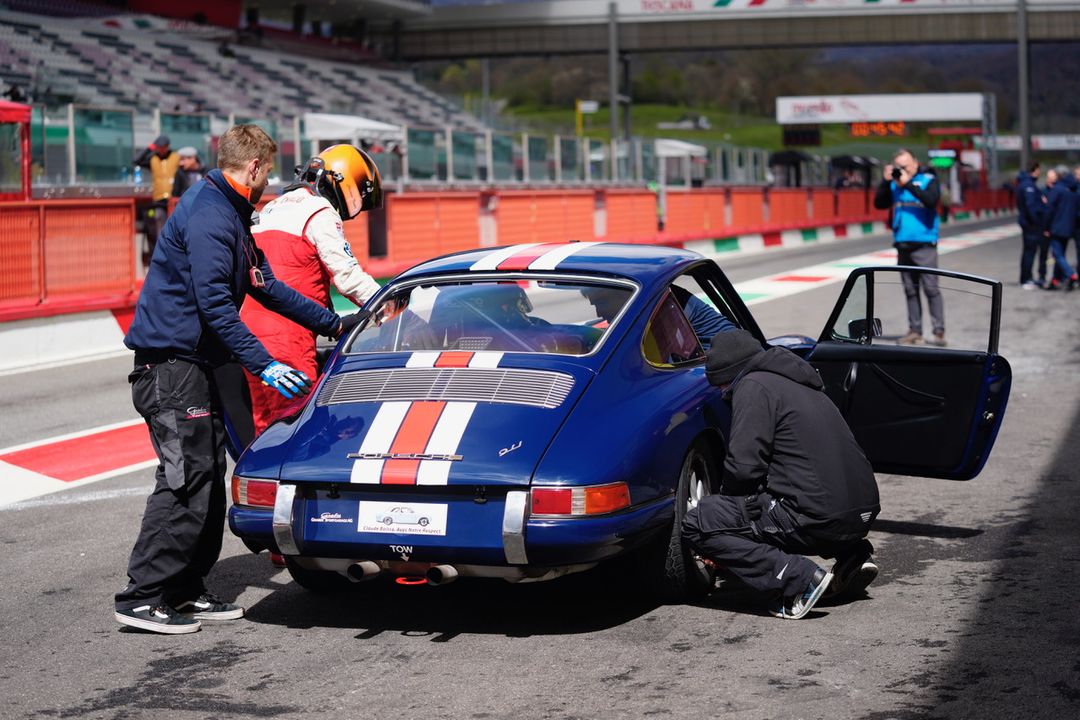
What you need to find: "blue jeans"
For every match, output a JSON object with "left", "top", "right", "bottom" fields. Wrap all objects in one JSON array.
[{"left": 1050, "top": 236, "right": 1075, "bottom": 281}]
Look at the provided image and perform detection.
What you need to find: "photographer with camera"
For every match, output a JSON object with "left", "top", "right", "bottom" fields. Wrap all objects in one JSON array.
[{"left": 874, "top": 149, "right": 945, "bottom": 346}]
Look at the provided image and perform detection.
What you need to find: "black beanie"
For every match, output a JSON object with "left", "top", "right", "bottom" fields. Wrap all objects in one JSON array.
[{"left": 705, "top": 328, "right": 763, "bottom": 387}]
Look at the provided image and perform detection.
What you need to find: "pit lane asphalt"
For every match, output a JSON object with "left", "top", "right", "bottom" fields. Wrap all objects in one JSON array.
[{"left": 3, "top": 217, "right": 1077, "bottom": 720}]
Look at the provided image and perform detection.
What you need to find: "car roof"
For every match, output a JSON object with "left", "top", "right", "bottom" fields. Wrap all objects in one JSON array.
[{"left": 395, "top": 242, "right": 704, "bottom": 286}]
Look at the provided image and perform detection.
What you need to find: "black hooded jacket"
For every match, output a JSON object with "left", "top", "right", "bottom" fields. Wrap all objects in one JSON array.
[{"left": 720, "top": 347, "right": 880, "bottom": 540}]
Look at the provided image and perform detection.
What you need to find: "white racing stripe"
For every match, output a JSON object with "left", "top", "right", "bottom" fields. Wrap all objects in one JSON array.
[
  {"left": 350, "top": 401, "right": 411, "bottom": 484},
  {"left": 467, "top": 352, "right": 503, "bottom": 368},
  {"left": 528, "top": 242, "right": 604, "bottom": 270},
  {"left": 469, "top": 244, "right": 543, "bottom": 271}
]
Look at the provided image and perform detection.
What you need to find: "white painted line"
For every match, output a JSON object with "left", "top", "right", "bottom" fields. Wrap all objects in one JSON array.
[{"left": 0, "top": 418, "right": 144, "bottom": 455}]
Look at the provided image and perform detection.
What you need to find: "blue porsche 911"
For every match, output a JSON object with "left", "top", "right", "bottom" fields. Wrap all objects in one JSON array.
[{"left": 227, "top": 242, "right": 1011, "bottom": 600}]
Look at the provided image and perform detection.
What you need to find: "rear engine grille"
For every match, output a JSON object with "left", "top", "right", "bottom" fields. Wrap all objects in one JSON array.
[{"left": 316, "top": 368, "right": 576, "bottom": 410}]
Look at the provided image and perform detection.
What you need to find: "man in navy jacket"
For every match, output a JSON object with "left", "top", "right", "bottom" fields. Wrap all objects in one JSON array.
[
  {"left": 115, "top": 125, "right": 347, "bottom": 634},
  {"left": 1043, "top": 168, "right": 1079, "bottom": 291},
  {"left": 1016, "top": 162, "right": 1046, "bottom": 289}
]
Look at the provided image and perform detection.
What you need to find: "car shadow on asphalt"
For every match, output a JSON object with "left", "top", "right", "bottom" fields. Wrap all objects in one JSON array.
[{"left": 210, "top": 551, "right": 661, "bottom": 638}]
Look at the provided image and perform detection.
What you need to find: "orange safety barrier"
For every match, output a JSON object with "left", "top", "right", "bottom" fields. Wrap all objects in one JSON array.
[
  {"left": 497, "top": 191, "right": 596, "bottom": 245},
  {"left": 385, "top": 192, "right": 480, "bottom": 266},
  {"left": 837, "top": 190, "right": 868, "bottom": 218},
  {"left": 768, "top": 189, "right": 810, "bottom": 225},
  {"left": 809, "top": 189, "right": 836, "bottom": 223},
  {"left": 0, "top": 199, "right": 135, "bottom": 318},
  {"left": 702, "top": 189, "right": 729, "bottom": 234},
  {"left": 604, "top": 190, "right": 657, "bottom": 242},
  {"left": 664, "top": 191, "right": 708, "bottom": 238},
  {"left": 729, "top": 188, "right": 766, "bottom": 229}
]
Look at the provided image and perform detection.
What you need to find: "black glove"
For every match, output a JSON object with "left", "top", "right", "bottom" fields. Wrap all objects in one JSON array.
[{"left": 334, "top": 310, "right": 371, "bottom": 339}]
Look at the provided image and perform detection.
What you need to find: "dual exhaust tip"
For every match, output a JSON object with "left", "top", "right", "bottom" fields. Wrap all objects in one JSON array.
[{"left": 346, "top": 561, "right": 459, "bottom": 586}]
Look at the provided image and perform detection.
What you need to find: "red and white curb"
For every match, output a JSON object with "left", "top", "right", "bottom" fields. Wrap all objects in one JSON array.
[
  {"left": 0, "top": 307, "right": 135, "bottom": 376},
  {"left": 0, "top": 420, "right": 155, "bottom": 507}
]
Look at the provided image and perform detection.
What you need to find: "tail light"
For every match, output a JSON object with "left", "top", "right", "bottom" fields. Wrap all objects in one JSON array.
[
  {"left": 231, "top": 475, "right": 278, "bottom": 508},
  {"left": 531, "top": 482, "right": 630, "bottom": 517}
]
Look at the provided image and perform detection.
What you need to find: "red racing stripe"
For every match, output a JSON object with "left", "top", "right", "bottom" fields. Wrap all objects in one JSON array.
[
  {"left": 434, "top": 352, "right": 474, "bottom": 368},
  {"left": 496, "top": 243, "right": 564, "bottom": 270},
  {"left": 773, "top": 274, "right": 831, "bottom": 283},
  {"left": 0, "top": 424, "right": 154, "bottom": 482},
  {"left": 381, "top": 401, "right": 447, "bottom": 485}
]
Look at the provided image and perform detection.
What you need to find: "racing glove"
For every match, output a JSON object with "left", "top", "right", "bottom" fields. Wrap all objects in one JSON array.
[
  {"left": 260, "top": 361, "right": 312, "bottom": 399},
  {"left": 332, "top": 309, "right": 371, "bottom": 339}
]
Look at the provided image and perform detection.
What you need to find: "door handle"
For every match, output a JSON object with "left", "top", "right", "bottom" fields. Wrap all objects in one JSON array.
[{"left": 843, "top": 362, "right": 858, "bottom": 392}]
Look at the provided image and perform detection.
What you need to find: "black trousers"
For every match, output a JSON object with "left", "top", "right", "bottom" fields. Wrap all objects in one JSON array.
[
  {"left": 115, "top": 358, "right": 228, "bottom": 611},
  {"left": 682, "top": 493, "right": 856, "bottom": 601}
]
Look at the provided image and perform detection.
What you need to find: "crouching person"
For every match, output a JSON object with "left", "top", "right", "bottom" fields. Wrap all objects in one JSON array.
[{"left": 682, "top": 329, "right": 880, "bottom": 619}]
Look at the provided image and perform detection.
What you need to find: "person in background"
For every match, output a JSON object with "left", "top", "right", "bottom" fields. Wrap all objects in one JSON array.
[
  {"left": 115, "top": 125, "right": 350, "bottom": 635},
  {"left": 683, "top": 329, "right": 880, "bottom": 620},
  {"left": 873, "top": 149, "right": 944, "bottom": 346},
  {"left": 1017, "top": 162, "right": 1047, "bottom": 290},
  {"left": 1042, "top": 168, "right": 1079, "bottom": 291},
  {"left": 172, "top": 146, "right": 205, "bottom": 198},
  {"left": 241, "top": 145, "right": 383, "bottom": 435},
  {"left": 133, "top": 134, "right": 179, "bottom": 267}
]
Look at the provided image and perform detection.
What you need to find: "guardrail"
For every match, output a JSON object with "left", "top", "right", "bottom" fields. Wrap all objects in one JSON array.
[{"left": 0, "top": 187, "right": 1013, "bottom": 323}]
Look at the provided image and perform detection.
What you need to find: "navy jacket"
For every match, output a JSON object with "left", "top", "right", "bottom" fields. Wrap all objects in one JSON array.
[
  {"left": 1044, "top": 174, "right": 1079, "bottom": 239},
  {"left": 125, "top": 169, "right": 340, "bottom": 374},
  {"left": 1015, "top": 171, "right": 1045, "bottom": 233}
]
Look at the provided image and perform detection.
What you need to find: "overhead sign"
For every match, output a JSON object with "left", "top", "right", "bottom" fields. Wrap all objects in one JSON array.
[
  {"left": 776, "top": 94, "right": 984, "bottom": 125},
  {"left": 976, "top": 135, "right": 1080, "bottom": 151}
]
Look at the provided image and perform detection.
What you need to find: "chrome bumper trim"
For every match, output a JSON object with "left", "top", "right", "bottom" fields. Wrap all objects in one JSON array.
[
  {"left": 502, "top": 490, "right": 529, "bottom": 565},
  {"left": 272, "top": 483, "right": 300, "bottom": 555}
]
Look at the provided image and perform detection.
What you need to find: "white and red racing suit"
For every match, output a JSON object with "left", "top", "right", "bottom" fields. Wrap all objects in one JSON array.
[{"left": 240, "top": 186, "right": 380, "bottom": 434}]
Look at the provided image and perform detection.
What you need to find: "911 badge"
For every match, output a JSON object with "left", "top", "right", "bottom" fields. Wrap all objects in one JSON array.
[{"left": 357, "top": 500, "right": 448, "bottom": 536}]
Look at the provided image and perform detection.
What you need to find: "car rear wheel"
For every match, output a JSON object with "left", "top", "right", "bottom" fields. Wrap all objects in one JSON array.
[
  {"left": 284, "top": 557, "right": 355, "bottom": 593},
  {"left": 639, "top": 441, "right": 717, "bottom": 603}
]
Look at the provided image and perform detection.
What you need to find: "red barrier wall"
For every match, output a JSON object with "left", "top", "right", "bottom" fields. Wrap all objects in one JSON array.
[
  {"left": 665, "top": 191, "right": 708, "bottom": 237},
  {"left": 0, "top": 200, "right": 135, "bottom": 318},
  {"left": 385, "top": 193, "right": 480, "bottom": 266},
  {"left": 837, "top": 190, "right": 868, "bottom": 217},
  {"left": 730, "top": 189, "right": 766, "bottom": 228},
  {"left": 604, "top": 190, "right": 657, "bottom": 242},
  {"left": 809, "top": 189, "right": 836, "bottom": 222},
  {"left": 769, "top": 189, "right": 810, "bottom": 225}
]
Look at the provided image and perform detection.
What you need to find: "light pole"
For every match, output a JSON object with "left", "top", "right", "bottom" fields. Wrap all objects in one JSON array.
[{"left": 1018, "top": 0, "right": 1031, "bottom": 170}]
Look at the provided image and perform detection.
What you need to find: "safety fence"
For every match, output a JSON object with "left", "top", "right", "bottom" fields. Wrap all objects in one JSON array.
[
  {"left": 0, "top": 187, "right": 1015, "bottom": 323},
  {"left": 0, "top": 199, "right": 135, "bottom": 320}
]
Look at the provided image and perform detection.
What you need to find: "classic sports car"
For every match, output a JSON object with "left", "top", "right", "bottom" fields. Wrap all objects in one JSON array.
[{"left": 227, "top": 242, "right": 1011, "bottom": 599}]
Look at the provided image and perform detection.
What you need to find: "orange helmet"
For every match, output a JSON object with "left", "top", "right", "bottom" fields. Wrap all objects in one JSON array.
[{"left": 298, "top": 144, "right": 383, "bottom": 219}]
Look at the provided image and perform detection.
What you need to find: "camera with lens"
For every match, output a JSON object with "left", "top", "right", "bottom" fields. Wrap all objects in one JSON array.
[{"left": 891, "top": 167, "right": 902, "bottom": 181}]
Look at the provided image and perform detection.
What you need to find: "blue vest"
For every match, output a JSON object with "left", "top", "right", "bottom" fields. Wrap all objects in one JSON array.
[{"left": 890, "top": 172, "right": 939, "bottom": 244}]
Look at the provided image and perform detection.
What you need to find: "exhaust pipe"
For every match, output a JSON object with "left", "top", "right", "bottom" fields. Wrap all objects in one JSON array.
[
  {"left": 426, "top": 564, "right": 459, "bottom": 586},
  {"left": 346, "top": 561, "right": 382, "bottom": 582}
]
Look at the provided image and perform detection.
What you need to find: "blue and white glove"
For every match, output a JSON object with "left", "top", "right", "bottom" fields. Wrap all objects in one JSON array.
[{"left": 260, "top": 361, "right": 312, "bottom": 400}]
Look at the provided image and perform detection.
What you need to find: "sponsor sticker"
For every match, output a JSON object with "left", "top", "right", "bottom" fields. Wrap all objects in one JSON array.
[
  {"left": 310, "top": 511, "right": 353, "bottom": 524},
  {"left": 357, "top": 500, "right": 448, "bottom": 536}
]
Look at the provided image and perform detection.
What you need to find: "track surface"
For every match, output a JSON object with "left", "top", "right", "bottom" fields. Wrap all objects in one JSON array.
[{"left": 2, "top": 217, "right": 1077, "bottom": 720}]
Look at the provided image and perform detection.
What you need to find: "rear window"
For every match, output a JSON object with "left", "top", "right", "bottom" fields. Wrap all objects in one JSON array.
[{"left": 346, "top": 279, "right": 635, "bottom": 356}]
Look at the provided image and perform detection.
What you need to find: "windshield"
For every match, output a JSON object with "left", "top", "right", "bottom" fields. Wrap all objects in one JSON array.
[{"left": 347, "top": 278, "right": 635, "bottom": 356}]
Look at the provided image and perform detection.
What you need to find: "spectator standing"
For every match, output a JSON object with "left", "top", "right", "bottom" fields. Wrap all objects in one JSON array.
[
  {"left": 172, "top": 146, "right": 205, "bottom": 198},
  {"left": 1017, "top": 162, "right": 1047, "bottom": 289},
  {"left": 133, "top": 134, "right": 179, "bottom": 267},
  {"left": 682, "top": 330, "right": 881, "bottom": 620},
  {"left": 115, "top": 125, "right": 347, "bottom": 635},
  {"left": 1043, "top": 168, "right": 1080, "bottom": 290},
  {"left": 874, "top": 149, "right": 944, "bottom": 346}
]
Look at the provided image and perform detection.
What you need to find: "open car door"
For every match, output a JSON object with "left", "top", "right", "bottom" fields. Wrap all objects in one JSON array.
[{"left": 808, "top": 266, "right": 1011, "bottom": 480}]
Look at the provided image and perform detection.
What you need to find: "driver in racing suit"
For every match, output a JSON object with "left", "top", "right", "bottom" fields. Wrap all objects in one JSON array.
[{"left": 240, "top": 145, "right": 383, "bottom": 435}]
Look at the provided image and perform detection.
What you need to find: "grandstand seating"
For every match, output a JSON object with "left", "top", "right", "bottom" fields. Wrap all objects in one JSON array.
[{"left": 0, "top": 7, "right": 485, "bottom": 134}]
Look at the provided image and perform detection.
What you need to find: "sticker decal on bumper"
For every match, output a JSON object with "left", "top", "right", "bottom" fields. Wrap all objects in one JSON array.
[{"left": 358, "top": 500, "right": 449, "bottom": 536}]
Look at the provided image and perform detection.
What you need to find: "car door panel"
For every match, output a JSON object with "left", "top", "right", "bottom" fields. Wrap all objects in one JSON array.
[{"left": 811, "top": 266, "right": 1011, "bottom": 480}]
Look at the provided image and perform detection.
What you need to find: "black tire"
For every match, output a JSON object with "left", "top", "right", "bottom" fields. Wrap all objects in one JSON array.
[
  {"left": 284, "top": 557, "right": 355, "bottom": 593},
  {"left": 639, "top": 441, "right": 717, "bottom": 603}
]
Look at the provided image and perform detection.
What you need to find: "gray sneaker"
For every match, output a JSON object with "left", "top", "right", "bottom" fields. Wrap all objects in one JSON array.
[
  {"left": 115, "top": 604, "right": 201, "bottom": 634},
  {"left": 769, "top": 567, "right": 833, "bottom": 620},
  {"left": 825, "top": 540, "right": 878, "bottom": 600}
]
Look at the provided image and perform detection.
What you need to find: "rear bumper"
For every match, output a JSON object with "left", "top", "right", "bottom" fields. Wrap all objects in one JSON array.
[{"left": 228, "top": 489, "right": 673, "bottom": 569}]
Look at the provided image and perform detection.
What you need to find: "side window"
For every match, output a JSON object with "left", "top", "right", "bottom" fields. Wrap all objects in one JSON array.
[
  {"left": 643, "top": 291, "right": 705, "bottom": 368},
  {"left": 671, "top": 272, "right": 739, "bottom": 349}
]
